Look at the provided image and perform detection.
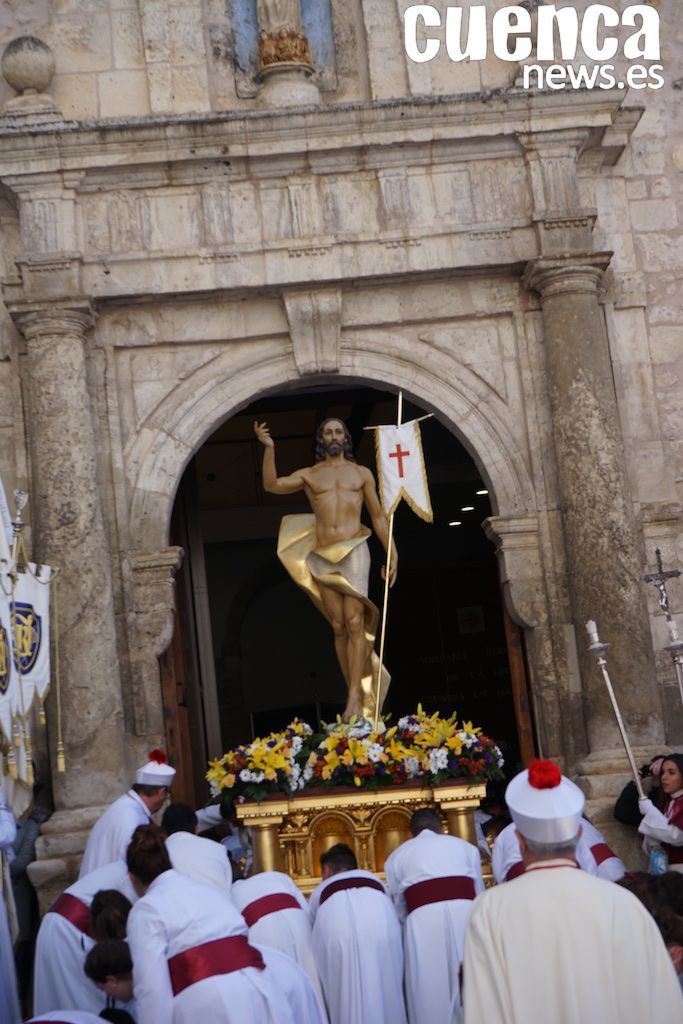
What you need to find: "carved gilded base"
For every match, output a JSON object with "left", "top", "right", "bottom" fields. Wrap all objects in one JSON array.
[{"left": 236, "top": 781, "right": 486, "bottom": 894}]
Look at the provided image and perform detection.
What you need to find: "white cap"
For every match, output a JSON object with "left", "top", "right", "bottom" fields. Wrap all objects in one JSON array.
[
  {"left": 136, "top": 749, "right": 176, "bottom": 788},
  {"left": 505, "top": 759, "right": 584, "bottom": 845}
]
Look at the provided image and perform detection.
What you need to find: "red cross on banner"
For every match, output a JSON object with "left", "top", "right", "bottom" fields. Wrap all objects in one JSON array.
[{"left": 389, "top": 444, "right": 411, "bottom": 478}]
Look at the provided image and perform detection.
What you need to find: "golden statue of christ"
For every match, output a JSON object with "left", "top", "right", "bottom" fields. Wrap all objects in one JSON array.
[{"left": 254, "top": 417, "right": 397, "bottom": 722}]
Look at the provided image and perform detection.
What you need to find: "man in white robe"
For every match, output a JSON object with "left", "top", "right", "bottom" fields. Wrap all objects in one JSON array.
[
  {"left": 80, "top": 751, "right": 175, "bottom": 877},
  {"left": 231, "top": 869, "right": 325, "bottom": 1007},
  {"left": 384, "top": 807, "right": 484, "bottom": 1024},
  {"left": 308, "top": 843, "right": 407, "bottom": 1024},
  {"left": 463, "top": 759, "right": 683, "bottom": 1023},
  {"left": 162, "top": 802, "right": 232, "bottom": 895},
  {"left": 127, "top": 863, "right": 327, "bottom": 1024},
  {"left": 33, "top": 859, "right": 138, "bottom": 1015},
  {"left": 492, "top": 816, "right": 624, "bottom": 883}
]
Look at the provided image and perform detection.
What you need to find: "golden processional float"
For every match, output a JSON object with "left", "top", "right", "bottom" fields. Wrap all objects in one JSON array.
[{"left": 210, "top": 396, "right": 499, "bottom": 890}]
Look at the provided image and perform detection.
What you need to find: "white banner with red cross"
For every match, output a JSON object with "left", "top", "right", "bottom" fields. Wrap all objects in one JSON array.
[{"left": 375, "top": 419, "right": 433, "bottom": 522}]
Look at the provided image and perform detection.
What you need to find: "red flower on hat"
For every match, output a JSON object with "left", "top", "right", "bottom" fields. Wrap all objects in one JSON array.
[
  {"left": 148, "top": 748, "right": 168, "bottom": 764},
  {"left": 528, "top": 758, "right": 561, "bottom": 789}
]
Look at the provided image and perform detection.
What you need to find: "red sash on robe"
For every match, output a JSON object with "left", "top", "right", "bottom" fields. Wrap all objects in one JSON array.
[
  {"left": 318, "top": 876, "right": 385, "bottom": 906},
  {"left": 241, "top": 892, "right": 302, "bottom": 927},
  {"left": 663, "top": 794, "right": 683, "bottom": 865},
  {"left": 168, "top": 935, "right": 265, "bottom": 996},
  {"left": 48, "top": 892, "right": 91, "bottom": 935},
  {"left": 590, "top": 842, "right": 617, "bottom": 866},
  {"left": 404, "top": 875, "right": 476, "bottom": 913}
]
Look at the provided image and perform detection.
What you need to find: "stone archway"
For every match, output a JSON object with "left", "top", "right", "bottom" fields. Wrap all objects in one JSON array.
[{"left": 124, "top": 338, "right": 567, "bottom": 775}]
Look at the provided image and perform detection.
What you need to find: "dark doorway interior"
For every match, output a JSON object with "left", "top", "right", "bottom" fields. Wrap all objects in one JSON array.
[{"left": 172, "top": 384, "right": 535, "bottom": 790}]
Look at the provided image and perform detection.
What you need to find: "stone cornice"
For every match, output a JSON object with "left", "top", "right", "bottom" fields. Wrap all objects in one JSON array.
[{"left": 0, "top": 90, "right": 635, "bottom": 181}]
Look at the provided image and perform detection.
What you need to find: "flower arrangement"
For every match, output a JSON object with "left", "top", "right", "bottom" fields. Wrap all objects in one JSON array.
[
  {"left": 206, "top": 707, "right": 504, "bottom": 806},
  {"left": 206, "top": 718, "right": 315, "bottom": 810}
]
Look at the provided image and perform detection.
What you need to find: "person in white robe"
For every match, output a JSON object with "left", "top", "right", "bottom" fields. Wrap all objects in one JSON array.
[
  {"left": 126, "top": 823, "right": 327, "bottom": 1024},
  {"left": 463, "top": 758, "right": 683, "bottom": 1023},
  {"left": 308, "top": 843, "right": 407, "bottom": 1024},
  {"left": 0, "top": 786, "right": 21, "bottom": 1024},
  {"left": 33, "top": 859, "right": 138, "bottom": 1015},
  {"left": 231, "top": 869, "right": 325, "bottom": 1007},
  {"left": 578, "top": 815, "right": 626, "bottom": 881},
  {"left": 80, "top": 750, "right": 175, "bottom": 878},
  {"left": 162, "top": 802, "right": 232, "bottom": 895},
  {"left": 492, "top": 817, "right": 596, "bottom": 883},
  {"left": 384, "top": 807, "right": 484, "bottom": 1024}
]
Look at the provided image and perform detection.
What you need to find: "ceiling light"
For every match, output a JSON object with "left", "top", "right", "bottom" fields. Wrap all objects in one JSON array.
[
  {"left": 461, "top": 505, "right": 474, "bottom": 512},
  {"left": 448, "top": 521, "right": 462, "bottom": 527},
  {"left": 476, "top": 488, "right": 488, "bottom": 495}
]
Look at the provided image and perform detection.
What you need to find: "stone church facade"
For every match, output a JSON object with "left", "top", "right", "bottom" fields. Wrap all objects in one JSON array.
[{"left": 0, "top": 0, "right": 681, "bottom": 891}]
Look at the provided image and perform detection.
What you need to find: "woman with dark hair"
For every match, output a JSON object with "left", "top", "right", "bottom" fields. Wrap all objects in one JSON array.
[
  {"left": 91, "top": 891, "right": 133, "bottom": 942},
  {"left": 639, "top": 753, "right": 683, "bottom": 873},
  {"left": 84, "top": 940, "right": 134, "bottom": 1010},
  {"left": 125, "top": 824, "right": 327, "bottom": 1024}
]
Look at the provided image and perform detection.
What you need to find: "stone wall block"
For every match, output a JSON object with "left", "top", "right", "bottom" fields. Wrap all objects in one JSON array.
[{"left": 111, "top": 10, "right": 146, "bottom": 69}]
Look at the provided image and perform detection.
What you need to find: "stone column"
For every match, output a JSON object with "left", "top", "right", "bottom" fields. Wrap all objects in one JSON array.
[
  {"left": 11, "top": 302, "right": 128, "bottom": 809},
  {"left": 524, "top": 257, "right": 664, "bottom": 753}
]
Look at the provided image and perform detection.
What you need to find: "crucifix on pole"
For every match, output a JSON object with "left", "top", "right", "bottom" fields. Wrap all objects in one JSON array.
[{"left": 643, "top": 547, "right": 683, "bottom": 710}]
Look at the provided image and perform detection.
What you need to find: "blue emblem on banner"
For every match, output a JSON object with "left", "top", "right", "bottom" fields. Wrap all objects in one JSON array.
[
  {"left": 11, "top": 602, "right": 41, "bottom": 675},
  {"left": 0, "top": 623, "right": 9, "bottom": 695}
]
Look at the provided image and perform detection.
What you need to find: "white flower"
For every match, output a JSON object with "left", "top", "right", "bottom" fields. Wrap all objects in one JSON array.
[
  {"left": 291, "top": 736, "right": 303, "bottom": 755},
  {"left": 303, "top": 765, "right": 314, "bottom": 782},
  {"left": 366, "top": 743, "right": 384, "bottom": 763},
  {"left": 239, "top": 769, "right": 251, "bottom": 782},
  {"left": 405, "top": 756, "right": 421, "bottom": 779},
  {"left": 209, "top": 781, "right": 220, "bottom": 798},
  {"left": 398, "top": 716, "right": 411, "bottom": 729},
  {"left": 253, "top": 771, "right": 264, "bottom": 783},
  {"left": 429, "top": 748, "right": 449, "bottom": 774},
  {"left": 348, "top": 718, "right": 373, "bottom": 738}
]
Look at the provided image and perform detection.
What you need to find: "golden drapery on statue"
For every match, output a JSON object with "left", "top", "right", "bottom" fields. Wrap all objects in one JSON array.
[{"left": 277, "top": 513, "right": 390, "bottom": 721}]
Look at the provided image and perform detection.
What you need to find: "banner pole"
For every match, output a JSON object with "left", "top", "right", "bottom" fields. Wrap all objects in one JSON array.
[{"left": 373, "top": 392, "right": 402, "bottom": 729}]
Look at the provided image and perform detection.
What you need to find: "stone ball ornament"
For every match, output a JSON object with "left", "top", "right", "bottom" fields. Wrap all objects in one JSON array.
[{"left": 1, "top": 35, "right": 55, "bottom": 96}]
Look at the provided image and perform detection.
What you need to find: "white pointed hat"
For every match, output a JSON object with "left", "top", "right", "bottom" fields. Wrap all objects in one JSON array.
[
  {"left": 505, "top": 759, "right": 584, "bottom": 844},
  {"left": 136, "top": 748, "right": 176, "bottom": 788}
]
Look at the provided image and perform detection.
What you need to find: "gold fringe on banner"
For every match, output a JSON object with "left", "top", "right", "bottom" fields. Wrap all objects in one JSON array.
[{"left": 6, "top": 746, "right": 16, "bottom": 779}]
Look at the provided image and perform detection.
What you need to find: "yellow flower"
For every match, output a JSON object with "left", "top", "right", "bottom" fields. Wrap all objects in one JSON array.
[{"left": 354, "top": 775, "right": 362, "bottom": 786}]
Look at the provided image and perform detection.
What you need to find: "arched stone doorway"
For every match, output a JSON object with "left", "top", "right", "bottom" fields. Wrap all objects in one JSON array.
[
  {"left": 159, "top": 382, "right": 538, "bottom": 802},
  {"left": 125, "top": 334, "right": 570, "bottom": 808}
]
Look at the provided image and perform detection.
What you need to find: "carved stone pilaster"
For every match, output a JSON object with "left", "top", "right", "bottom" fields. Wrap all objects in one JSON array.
[
  {"left": 518, "top": 130, "right": 597, "bottom": 255},
  {"left": 284, "top": 287, "right": 342, "bottom": 375},
  {"left": 127, "top": 546, "right": 183, "bottom": 737},
  {"left": 483, "top": 514, "right": 546, "bottom": 629}
]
